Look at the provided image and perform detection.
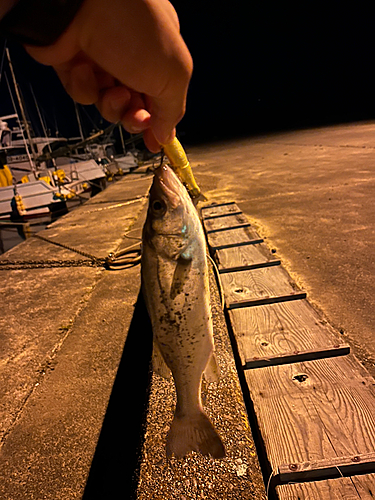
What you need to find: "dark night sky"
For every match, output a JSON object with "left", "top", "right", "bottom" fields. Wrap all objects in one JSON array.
[
  {"left": 175, "top": 3, "right": 375, "bottom": 142},
  {"left": 0, "top": 40, "right": 108, "bottom": 139},
  {"left": 1, "top": 4, "right": 375, "bottom": 144}
]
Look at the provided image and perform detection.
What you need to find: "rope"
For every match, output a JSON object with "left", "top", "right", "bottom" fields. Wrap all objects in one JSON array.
[
  {"left": 266, "top": 468, "right": 278, "bottom": 499},
  {"left": 106, "top": 245, "right": 141, "bottom": 269},
  {"left": 207, "top": 253, "right": 225, "bottom": 310}
]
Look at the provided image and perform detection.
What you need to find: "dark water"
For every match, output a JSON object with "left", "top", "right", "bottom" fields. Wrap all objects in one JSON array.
[
  {"left": 0, "top": 219, "right": 49, "bottom": 254},
  {"left": 0, "top": 196, "right": 89, "bottom": 255}
]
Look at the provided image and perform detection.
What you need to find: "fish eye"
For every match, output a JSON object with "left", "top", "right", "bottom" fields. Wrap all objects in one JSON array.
[{"left": 151, "top": 199, "right": 166, "bottom": 214}]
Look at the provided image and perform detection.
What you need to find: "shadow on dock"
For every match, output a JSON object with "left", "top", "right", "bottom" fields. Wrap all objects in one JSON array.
[{"left": 82, "top": 292, "right": 153, "bottom": 500}]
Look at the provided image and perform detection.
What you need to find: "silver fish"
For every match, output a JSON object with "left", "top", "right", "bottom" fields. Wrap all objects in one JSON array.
[{"left": 141, "top": 164, "right": 225, "bottom": 459}]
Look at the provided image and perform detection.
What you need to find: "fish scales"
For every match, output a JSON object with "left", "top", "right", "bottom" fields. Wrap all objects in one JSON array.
[{"left": 141, "top": 164, "right": 225, "bottom": 459}]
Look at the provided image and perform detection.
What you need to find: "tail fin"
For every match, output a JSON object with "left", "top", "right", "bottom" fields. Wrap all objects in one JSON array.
[{"left": 166, "top": 411, "right": 225, "bottom": 459}]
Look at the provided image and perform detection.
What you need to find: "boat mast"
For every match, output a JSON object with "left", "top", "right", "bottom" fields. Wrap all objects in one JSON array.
[
  {"left": 6, "top": 48, "right": 37, "bottom": 168},
  {"left": 74, "top": 102, "right": 85, "bottom": 141},
  {"left": 119, "top": 123, "right": 126, "bottom": 154},
  {"left": 30, "top": 83, "right": 56, "bottom": 166},
  {"left": 4, "top": 73, "right": 34, "bottom": 170}
]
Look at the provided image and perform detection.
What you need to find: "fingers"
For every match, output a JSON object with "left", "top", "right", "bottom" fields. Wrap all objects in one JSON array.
[
  {"left": 98, "top": 87, "right": 150, "bottom": 131},
  {"left": 116, "top": 91, "right": 150, "bottom": 134},
  {"left": 53, "top": 59, "right": 161, "bottom": 149},
  {"left": 96, "top": 86, "right": 132, "bottom": 123},
  {"left": 26, "top": 0, "right": 193, "bottom": 151},
  {"left": 55, "top": 61, "right": 99, "bottom": 105},
  {"left": 55, "top": 59, "right": 151, "bottom": 137},
  {"left": 54, "top": 55, "right": 118, "bottom": 105},
  {"left": 143, "top": 127, "right": 170, "bottom": 153},
  {"left": 98, "top": 88, "right": 173, "bottom": 152},
  {"left": 98, "top": 86, "right": 162, "bottom": 151},
  {"left": 149, "top": 102, "right": 182, "bottom": 146},
  {"left": 74, "top": 0, "right": 192, "bottom": 146},
  {"left": 54, "top": 55, "right": 177, "bottom": 151}
]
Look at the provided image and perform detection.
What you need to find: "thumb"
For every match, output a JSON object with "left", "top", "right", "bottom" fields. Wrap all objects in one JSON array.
[
  {"left": 148, "top": 83, "right": 188, "bottom": 146},
  {"left": 149, "top": 113, "right": 177, "bottom": 146},
  {"left": 147, "top": 47, "right": 192, "bottom": 145}
]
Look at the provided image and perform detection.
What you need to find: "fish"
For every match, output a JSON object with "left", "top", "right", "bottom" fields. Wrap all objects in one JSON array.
[{"left": 141, "top": 164, "right": 225, "bottom": 459}]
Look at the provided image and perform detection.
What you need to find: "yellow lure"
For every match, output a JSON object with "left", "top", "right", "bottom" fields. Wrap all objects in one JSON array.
[{"left": 161, "top": 137, "right": 201, "bottom": 199}]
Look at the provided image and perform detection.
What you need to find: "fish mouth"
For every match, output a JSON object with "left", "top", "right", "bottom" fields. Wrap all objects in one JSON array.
[{"left": 152, "top": 164, "right": 182, "bottom": 209}]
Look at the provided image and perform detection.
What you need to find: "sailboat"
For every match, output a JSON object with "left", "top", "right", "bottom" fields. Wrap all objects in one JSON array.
[
  {"left": 0, "top": 45, "right": 146, "bottom": 222},
  {"left": 0, "top": 111, "right": 71, "bottom": 220},
  {"left": 0, "top": 48, "right": 108, "bottom": 220}
]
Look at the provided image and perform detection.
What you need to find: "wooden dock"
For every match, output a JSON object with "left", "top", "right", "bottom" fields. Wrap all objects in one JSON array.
[
  {"left": 202, "top": 201, "right": 375, "bottom": 499},
  {"left": 0, "top": 180, "right": 267, "bottom": 500}
]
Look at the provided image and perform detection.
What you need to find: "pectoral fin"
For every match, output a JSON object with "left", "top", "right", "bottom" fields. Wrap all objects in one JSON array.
[{"left": 170, "top": 257, "right": 192, "bottom": 300}]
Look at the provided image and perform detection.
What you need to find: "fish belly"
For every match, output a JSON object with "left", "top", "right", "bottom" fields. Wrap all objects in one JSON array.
[{"left": 150, "top": 258, "right": 213, "bottom": 394}]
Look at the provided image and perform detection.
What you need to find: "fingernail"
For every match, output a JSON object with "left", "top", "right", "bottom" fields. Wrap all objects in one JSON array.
[{"left": 129, "top": 125, "right": 146, "bottom": 133}]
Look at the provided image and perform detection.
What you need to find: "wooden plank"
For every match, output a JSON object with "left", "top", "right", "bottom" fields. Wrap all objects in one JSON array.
[
  {"left": 228, "top": 291, "right": 306, "bottom": 309},
  {"left": 219, "top": 265, "right": 305, "bottom": 310},
  {"left": 277, "top": 476, "right": 370, "bottom": 499},
  {"left": 219, "top": 259, "right": 281, "bottom": 274},
  {"left": 215, "top": 240, "right": 278, "bottom": 271},
  {"left": 202, "top": 211, "right": 243, "bottom": 220},
  {"left": 201, "top": 201, "right": 239, "bottom": 218},
  {"left": 205, "top": 225, "right": 261, "bottom": 250},
  {"left": 228, "top": 299, "right": 343, "bottom": 367},
  {"left": 278, "top": 452, "right": 375, "bottom": 483},
  {"left": 277, "top": 475, "right": 375, "bottom": 499},
  {"left": 204, "top": 212, "right": 249, "bottom": 233},
  {"left": 211, "top": 238, "right": 264, "bottom": 251},
  {"left": 277, "top": 473, "right": 375, "bottom": 499},
  {"left": 206, "top": 222, "right": 251, "bottom": 234},
  {"left": 244, "top": 355, "right": 375, "bottom": 479},
  {"left": 244, "top": 344, "right": 350, "bottom": 370},
  {"left": 351, "top": 474, "right": 375, "bottom": 498},
  {"left": 202, "top": 201, "right": 375, "bottom": 499},
  {"left": 202, "top": 201, "right": 238, "bottom": 209}
]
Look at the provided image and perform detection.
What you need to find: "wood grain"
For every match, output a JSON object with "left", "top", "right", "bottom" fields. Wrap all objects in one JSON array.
[
  {"left": 202, "top": 210, "right": 243, "bottom": 220},
  {"left": 220, "top": 265, "right": 302, "bottom": 308},
  {"left": 204, "top": 214, "right": 250, "bottom": 233},
  {"left": 216, "top": 242, "right": 278, "bottom": 271},
  {"left": 228, "top": 299, "right": 342, "bottom": 365},
  {"left": 202, "top": 201, "right": 375, "bottom": 498},
  {"left": 244, "top": 344, "right": 350, "bottom": 370},
  {"left": 351, "top": 474, "right": 375, "bottom": 498},
  {"left": 201, "top": 201, "right": 239, "bottom": 218},
  {"left": 245, "top": 355, "right": 375, "bottom": 472},
  {"left": 205, "top": 225, "right": 261, "bottom": 249},
  {"left": 278, "top": 474, "right": 375, "bottom": 499},
  {"left": 277, "top": 476, "right": 365, "bottom": 499}
]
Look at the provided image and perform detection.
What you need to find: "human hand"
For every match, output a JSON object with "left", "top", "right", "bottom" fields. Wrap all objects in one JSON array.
[{"left": 25, "top": 0, "right": 193, "bottom": 152}]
